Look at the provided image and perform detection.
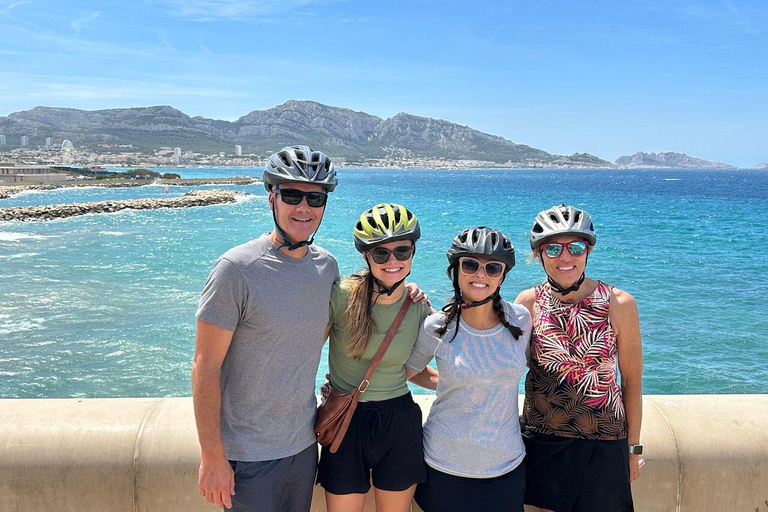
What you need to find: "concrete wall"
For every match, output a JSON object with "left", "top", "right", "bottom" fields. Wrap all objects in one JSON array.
[{"left": 1, "top": 395, "right": 766, "bottom": 512}]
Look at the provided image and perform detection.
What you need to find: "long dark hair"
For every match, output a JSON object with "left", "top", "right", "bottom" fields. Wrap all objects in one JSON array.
[{"left": 434, "top": 263, "right": 523, "bottom": 342}]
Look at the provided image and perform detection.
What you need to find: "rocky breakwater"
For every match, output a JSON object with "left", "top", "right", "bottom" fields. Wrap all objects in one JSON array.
[{"left": 0, "top": 189, "right": 241, "bottom": 222}]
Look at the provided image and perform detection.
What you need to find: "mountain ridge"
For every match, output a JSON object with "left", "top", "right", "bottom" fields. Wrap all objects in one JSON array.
[
  {"left": 616, "top": 151, "right": 736, "bottom": 169},
  {"left": 0, "top": 101, "right": 611, "bottom": 167}
]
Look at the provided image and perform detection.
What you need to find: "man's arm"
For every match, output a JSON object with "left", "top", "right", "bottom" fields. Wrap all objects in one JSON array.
[{"left": 192, "top": 319, "right": 235, "bottom": 509}]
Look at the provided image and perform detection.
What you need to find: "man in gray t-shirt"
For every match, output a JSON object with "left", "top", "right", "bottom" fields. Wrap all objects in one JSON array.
[{"left": 192, "top": 146, "right": 339, "bottom": 512}]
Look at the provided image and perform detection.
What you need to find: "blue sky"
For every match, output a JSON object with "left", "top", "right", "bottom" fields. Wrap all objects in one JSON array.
[{"left": 0, "top": 0, "right": 766, "bottom": 166}]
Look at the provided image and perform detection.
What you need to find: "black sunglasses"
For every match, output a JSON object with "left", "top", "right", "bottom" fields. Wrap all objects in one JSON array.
[
  {"left": 369, "top": 245, "right": 414, "bottom": 265},
  {"left": 276, "top": 188, "right": 328, "bottom": 208}
]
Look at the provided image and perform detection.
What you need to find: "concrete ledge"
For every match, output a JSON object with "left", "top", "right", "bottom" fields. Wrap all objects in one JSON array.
[{"left": 1, "top": 395, "right": 766, "bottom": 512}]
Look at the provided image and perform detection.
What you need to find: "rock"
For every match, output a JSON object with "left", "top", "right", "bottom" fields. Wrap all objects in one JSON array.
[{"left": 0, "top": 189, "right": 242, "bottom": 222}]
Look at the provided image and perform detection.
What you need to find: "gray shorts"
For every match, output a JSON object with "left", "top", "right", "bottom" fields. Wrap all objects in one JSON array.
[{"left": 225, "top": 443, "right": 318, "bottom": 512}]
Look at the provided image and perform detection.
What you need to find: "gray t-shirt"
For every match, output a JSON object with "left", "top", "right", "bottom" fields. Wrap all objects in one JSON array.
[
  {"left": 196, "top": 234, "right": 339, "bottom": 461},
  {"left": 406, "top": 301, "right": 532, "bottom": 478}
]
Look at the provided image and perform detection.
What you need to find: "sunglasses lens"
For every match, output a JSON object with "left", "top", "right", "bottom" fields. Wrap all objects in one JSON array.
[
  {"left": 306, "top": 192, "right": 327, "bottom": 208},
  {"left": 370, "top": 249, "right": 390, "bottom": 264},
  {"left": 485, "top": 262, "right": 504, "bottom": 278},
  {"left": 568, "top": 242, "right": 586, "bottom": 256},
  {"left": 460, "top": 258, "right": 480, "bottom": 275},
  {"left": 544, "top": 244, "right": 563, "bottom": 258},
  {"left": 278, "top": 189, "right": 327, "bottom": 207},
  {"left": 279, "top": 189, "right": 303, "bottom": 205},
  {"left": 393, "top": 246, "right": 413, "bottom": 261}
]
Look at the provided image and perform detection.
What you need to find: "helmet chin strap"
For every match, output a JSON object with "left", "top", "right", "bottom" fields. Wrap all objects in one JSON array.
[
  {"left": 460, "top": 279, "right": 504, "bottom": 310},
  {"left": 541, "top": 253, "right": 588, "bottom": 297},
  {"left": 270, "top": 185, "right": 324, "bottom": 252},
  {"left": 365, "top": 260, "right": 409, "bottom": 300},
  {"left": 546, "top": 273, "right": 585, "bottom": 296},
  {"left": 460, "top": 294, "right": 495, "bottom": 309}
]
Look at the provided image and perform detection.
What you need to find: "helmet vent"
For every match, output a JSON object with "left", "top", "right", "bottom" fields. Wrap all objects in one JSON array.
[
  {"left": 574, "top": 211, "right": 581, "bottom": 223},
  {"left": 548, "top": 213, "right": 558, "bottom": 223},
  {"left": 294, "top": 150, "right": 305, "bottom": 161},
  {"left": 532, "top": 223, "right": 544, "bottom": 234},
  {"left": 278, "top": 152, "right": 291, "bottom": 166}
]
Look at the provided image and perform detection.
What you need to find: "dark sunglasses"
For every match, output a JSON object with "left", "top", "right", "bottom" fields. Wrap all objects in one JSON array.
[
  {"left": 369, "top": 245, "right": 414, "bottom": 265},
  {"left": 276, "top": 188, "right": 327, "bottom": 208},
  {"left": 458, "top": 257, "right": 505, "bottom": 279},
  {"left": 542, "top": 241, "right": 587, "bottom": 258}
]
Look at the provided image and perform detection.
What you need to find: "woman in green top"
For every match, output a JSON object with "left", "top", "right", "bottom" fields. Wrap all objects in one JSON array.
[{"left": 317, "top": 203, "right": 436, "bottom": 512}]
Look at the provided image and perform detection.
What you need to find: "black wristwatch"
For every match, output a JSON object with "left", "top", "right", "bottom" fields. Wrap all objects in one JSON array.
[{"left": 629, "top": 444, "right": 643, "bottom": 455}]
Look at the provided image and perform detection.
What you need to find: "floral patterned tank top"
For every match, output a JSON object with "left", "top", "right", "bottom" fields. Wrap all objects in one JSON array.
[{"left": 521, "top": 281, "right": 627, "bottom": 440}]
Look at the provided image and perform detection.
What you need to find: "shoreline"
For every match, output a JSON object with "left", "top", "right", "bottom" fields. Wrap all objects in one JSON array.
[{"left": 0, "top": 177, "right": 260, "bottom": 200}]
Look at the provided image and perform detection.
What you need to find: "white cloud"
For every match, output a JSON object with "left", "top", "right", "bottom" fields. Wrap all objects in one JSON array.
[
  {"left": 0, "top": 71, "right": 251, "bottom": 108},
  {"left": 0, "top": 1, "right": 31, "bottom": 14},
  {"left": 70, "top": 11, "right": 101, "bottom": 32},
  {"left": 155, "top": 0, "right": 344, "bottom": 21}
]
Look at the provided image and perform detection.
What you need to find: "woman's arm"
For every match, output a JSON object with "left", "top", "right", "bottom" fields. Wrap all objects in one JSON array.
[
  {"left": 613, "top": 288, "right": 643, "bottom": 482},
  {"left": 514, "top": 288, "right": 536, "bottom": 367},
  {"left": 407, "top": 365, "right": 438, "bottom": 390}
]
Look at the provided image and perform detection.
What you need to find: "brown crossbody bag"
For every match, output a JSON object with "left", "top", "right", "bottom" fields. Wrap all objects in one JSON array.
[{"left": 314, "top": 298, "right": 411, "bottom": 453}]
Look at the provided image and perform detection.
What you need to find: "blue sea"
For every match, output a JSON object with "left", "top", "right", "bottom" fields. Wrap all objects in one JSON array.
[{"left": 1, "top": 167, "right": 767, "bottom": 398}]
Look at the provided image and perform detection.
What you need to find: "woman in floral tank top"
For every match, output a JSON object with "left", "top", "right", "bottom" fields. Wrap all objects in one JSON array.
[{"left": 516, "top": 204, "right": 643, "bottom": 512}]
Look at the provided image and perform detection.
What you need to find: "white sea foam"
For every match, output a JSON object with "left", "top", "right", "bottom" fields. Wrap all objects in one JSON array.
[
  {"left": 0, "top": 232, "right": 57, "bottom": 242},
  {"left": 234, "top": 193, "right": 259, "bottom": 204},
  {"left": 0, "top": 317, "right": 45, "bottom": 334},
  {"left": 99, "top": 231, "right": 126, "bottom": 236},
  {"left": 664, "top": 178, "right": 681, "bottom": 181},
  {"left": 0, "top": 252, "right": 40, "bottom": 260}
]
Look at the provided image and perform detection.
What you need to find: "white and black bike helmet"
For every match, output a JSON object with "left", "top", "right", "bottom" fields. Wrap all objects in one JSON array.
[
  {"left": 263, "top": 145, "right": 337, "bottom": 192},
  {"left": 529, "top": 204, "right": 596, "bottom": 250}
]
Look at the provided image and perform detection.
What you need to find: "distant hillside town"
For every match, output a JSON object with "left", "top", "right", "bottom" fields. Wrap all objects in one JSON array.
[{"left": 0, "top": 100, "right": 749, "bottom": 171}]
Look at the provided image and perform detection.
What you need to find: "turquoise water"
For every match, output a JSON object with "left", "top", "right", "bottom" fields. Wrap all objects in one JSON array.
[{"left": 1, "top": 167, "right": 767, "bottom": 398}]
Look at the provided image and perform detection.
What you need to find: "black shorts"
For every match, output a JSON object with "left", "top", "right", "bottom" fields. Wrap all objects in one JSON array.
[
  {"left": 523, "top": 431, "right": 634, "bottom": 512},
  {"left": 316, "top": 393, "right": 426, "bottom": 494},
  {"left": 414, "top": 462, "right": 525, "bottom": 512}
]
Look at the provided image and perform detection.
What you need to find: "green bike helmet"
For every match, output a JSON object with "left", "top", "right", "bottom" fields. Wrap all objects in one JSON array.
[{"left": 353, "top": 203, "right": 420, "bottom": 253}]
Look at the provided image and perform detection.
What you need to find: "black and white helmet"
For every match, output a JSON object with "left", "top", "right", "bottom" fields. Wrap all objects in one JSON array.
[
  {"left": 447, "top": 226, "right": 515, "bottom": 273},
  {"left": 529, "top": 204, "right": 596, "bottom": 250},
  {"left": 263, "top": 145, "right": 337, "bottom": 192}
]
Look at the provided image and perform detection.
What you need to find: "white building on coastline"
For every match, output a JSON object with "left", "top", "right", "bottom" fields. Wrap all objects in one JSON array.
[
  {"left": 235, "top": 145, "right": 242, "bottom": 157},
  {"left": 0, "top": 135, "right": 6, "bottom": 145},
  {"left": 0, "top": 163, "right": 68, "bottom": 183},
  {"left": 21, "top": 136, "right": 29, "bottom": 146}
]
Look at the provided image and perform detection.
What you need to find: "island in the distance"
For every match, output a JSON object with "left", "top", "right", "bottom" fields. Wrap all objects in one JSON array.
[
  {"left": 753, "top": 163, "right": 768, "bottom": 170},
  {"left": 615, "top": 151, "right": 736, "bottom": 169}
]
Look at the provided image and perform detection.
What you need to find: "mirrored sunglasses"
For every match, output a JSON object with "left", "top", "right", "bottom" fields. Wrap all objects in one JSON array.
[
  {"left": 369, "top": 245, "right": 414, "bottom": 265},
  {"left": 277, "top": 188, "right": 327, "bottom": 208},
  {"left": 542, "top": 241, "right": 587, "bottom": 258},
  {"left": 458, "top": 257, "right": 505, "bottom": 278}
]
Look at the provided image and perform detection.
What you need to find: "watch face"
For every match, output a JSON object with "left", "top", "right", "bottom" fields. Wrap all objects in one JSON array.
[{"left": 630, "top": 444, "right": 643, "bottom": 455}]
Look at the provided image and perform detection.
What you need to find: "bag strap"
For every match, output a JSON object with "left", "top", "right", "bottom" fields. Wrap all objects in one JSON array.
[{"left": 356, "top": 297, "right": 412, "bottom": 393}]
